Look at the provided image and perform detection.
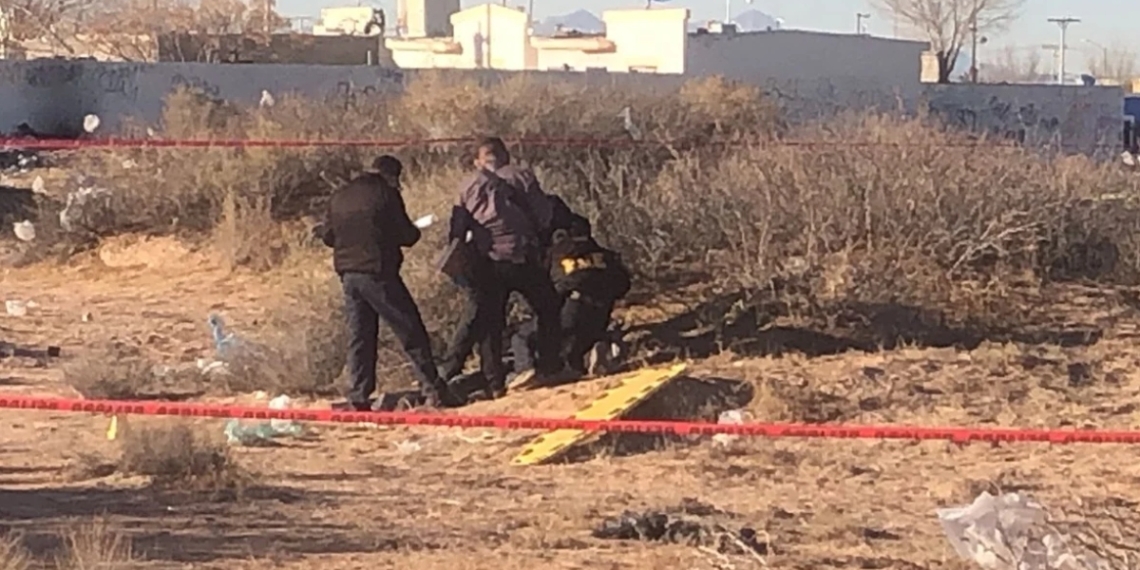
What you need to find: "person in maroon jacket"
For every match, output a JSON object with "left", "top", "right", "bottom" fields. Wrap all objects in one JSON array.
[{"left": 436, "top": 137, "right": 564, "bottom": 398}]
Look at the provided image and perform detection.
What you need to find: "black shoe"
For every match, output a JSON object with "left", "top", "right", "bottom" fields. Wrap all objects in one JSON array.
[
  {"left": 424, "top": 384, "right": 466, "bottom": 409},
  {"left": 332, "top": 400, "right": 372, "bottom": 412},
  {"left": 486, "top": 381, "right": 507, "bottom": 400}
]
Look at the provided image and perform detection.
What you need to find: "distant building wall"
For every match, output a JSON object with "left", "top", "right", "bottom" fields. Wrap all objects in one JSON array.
[
  {"left": 924, "top": 83, "right": 1124, "bottom": 155},
  {"left": 686, "top": 31, "right": 928, "bottom": 120}
]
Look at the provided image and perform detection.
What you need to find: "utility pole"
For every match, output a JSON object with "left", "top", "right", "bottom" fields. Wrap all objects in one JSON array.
[
  {"left": 1047, "top": 17, "right": 1079, "bottom": 85},
  {"left": 968, "top": 0, "right": 979, "bottom": 82},
  {"left": 856, "top": 13, "right": 869, "bottom": 35}
]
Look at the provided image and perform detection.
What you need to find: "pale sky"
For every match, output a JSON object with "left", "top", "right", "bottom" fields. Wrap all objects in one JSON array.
[{"left": 278, "top": 0, "right": 1140, "bottom": 64}]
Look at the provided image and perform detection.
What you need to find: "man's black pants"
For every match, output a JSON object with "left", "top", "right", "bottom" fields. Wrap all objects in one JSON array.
[
  {"left": 439, "top": 259, "right": 562, "bottom": 388},
  {"left": 512, "top": 294, "right": 613, "bottom": 374},
  {"left": 341, "top": 272, "right": 441, "bottom": 406}
]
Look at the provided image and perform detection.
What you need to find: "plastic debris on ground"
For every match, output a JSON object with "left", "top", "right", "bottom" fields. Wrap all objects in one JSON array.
[
  {"left": 592, "top": 508, "right": 767, "bottom": 558},
  {"left": 712, "top": 409, "right": 753, "bottom": 447},
  {"left": 224, "top": 394, "right": 305, "bottom": 446},
  {"left": 937, "top": 492, "right": 1110, "bottom": 570}
]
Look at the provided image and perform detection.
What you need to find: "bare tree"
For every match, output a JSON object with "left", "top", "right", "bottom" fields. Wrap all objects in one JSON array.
[
  {"left": 1084, "top": 41, "right": 1138, "bottom": 85},
  {"left": 81, "top": 0, "right": 287, "bottom": 61},
  {"left": 0, "top": 0, "right": 99, "bottom": 54},
  {"left": 872, "top": 0, "right": 1026, "bottom": 83},
  {"left": 982, "top": 45, "right": 1042, "bottom": 83}
]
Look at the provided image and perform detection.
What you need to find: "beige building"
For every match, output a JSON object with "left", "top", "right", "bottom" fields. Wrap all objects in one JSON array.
[{"left": 384, "top": 0, "right": 928, "bottom": 84}]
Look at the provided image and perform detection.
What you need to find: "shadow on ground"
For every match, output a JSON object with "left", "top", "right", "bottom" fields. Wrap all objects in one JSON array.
[
  {"left": 0, "top": 485, "right": 438, "bottom": 564},
  {"left": 626, "top": 290, "right": 1103, "bottom": 366}
]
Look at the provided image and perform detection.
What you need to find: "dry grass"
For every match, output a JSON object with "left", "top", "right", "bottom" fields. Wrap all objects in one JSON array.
[
  {"left": 54, "top": 518, "right": 135, "bottom": 570},
  {"left": 0, "top": 534, "right": 30, "bottom": 570},
  {"left": 116, "top": 423, "right": 249, "bottom": 494},
  {"left": 0, "top": 522, "right": 135, "bottom": 570},
  {"left": 43, "top": 72, "right": 1140, "bottom": 397}
]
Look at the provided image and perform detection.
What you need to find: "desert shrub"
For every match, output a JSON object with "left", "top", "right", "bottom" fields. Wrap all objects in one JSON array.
[
  {"left": 45, "top": 72, "right": 1140, "bottom": 340},
  {"left": 118, "top": 423, "right": 248, "bottom": 492},
  {"left": 63, "top": 345, "right": 159, "bottom": 400}
]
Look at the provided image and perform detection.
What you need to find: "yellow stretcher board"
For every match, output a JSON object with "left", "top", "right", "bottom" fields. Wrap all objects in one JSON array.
[{"left": 511, "top": 363, "right": 687, "bottom": 466}]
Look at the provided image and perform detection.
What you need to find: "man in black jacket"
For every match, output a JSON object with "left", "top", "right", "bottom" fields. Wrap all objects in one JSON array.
[{"left": 316, "top": 155, "right": 462, "bottom": 410}]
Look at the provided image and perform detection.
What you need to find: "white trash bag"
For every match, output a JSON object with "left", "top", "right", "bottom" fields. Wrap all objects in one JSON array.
[{"left": 937, "top": 492, "right": 1109, "bottom": 570}]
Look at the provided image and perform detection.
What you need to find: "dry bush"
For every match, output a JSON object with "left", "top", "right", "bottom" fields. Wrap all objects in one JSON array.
[
  {"left": 54, "top": 518, "right": 135, "bottom": 570},
  {"left": 118, "top": 423, "right": 248, "bottom": 493},
  {"left": 63, "top": 345, "right": 158, "bottom": 400},
  {"left": 0, "top": 534, "right": 30, "bottom": 570},
  {"left": 53, "top": 73, "right": 1140, "bottom": 339},
  {"left": 225, "top": 272, "right": 350, "bottom": 396}
]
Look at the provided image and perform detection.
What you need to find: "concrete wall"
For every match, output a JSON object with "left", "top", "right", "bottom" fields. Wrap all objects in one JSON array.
[
  {"left": 0, "top": 59, "right": 1124, "bottom": 158},
  {"left": 924, "top": 83, "right": 1125, "bottom": 155},
  {"left": 0, "top": 60, "right": 684, "bottom": 135}
]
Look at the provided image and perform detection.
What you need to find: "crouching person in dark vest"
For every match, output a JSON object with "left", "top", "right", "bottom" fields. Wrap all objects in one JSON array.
[{"left": 511, "top": 216, "right": 632, "bottom": 381}]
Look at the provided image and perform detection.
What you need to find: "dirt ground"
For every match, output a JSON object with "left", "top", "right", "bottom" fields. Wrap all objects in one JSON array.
[{"left": 3, "top": 237, "right": 1140, "bottom": 569}]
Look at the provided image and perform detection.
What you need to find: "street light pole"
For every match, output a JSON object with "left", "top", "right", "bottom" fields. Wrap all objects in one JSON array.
[
  {"left": 1047, "top": 17, "right": 1080, "bottom": 85},
  {"left": 1084, "top": 39, "right": 1109, "bottom": 80}
]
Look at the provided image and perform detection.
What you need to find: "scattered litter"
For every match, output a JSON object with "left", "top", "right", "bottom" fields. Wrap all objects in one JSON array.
[
  {"left": 31, "top": 175, "right": 45, "bottom": 194},
  {"left": 259, "top": 90, "right": 275, "bottom": 108},
  {"left": 12, "top": 220, "right": 34, "bottom": 242},
  {"left": 121, "top": 159, "right": 137, "bottom": 169},
  {"left": 207, "top": 313, "right": 239, "bottom": 358},
  {"left": 223, "top": 419, "right": 281, "bottom": 446},
  {"left": 196, "top": 358, "right": 228, "bottom": 376},
  {"left": 413, "top": 214, "right": 436, "bottom": 229},
  {"left": 268, "top": 394, "right": 299, "bottom": 432},
  {"left": 454, "top": 431, "right": 497, "bottom": 444},
  {"left": 81, "top": 311, "right": 93, "bottom": 322},
  {"left": 5, "top": 300, "right": 27, "bottom": 317},
  {"left": 937, "top": 492, "right": 1109, "bottom": 570},
  {"left": 83, "top": 114, "right": 100, "bottom": 134},
  {"left": 59, "top": 185, "right": 112, "bottom": 233},
  {"left": 712, "top": 409, "right": 753, "bottom": 447},
  {"left": 223, "top": 393, "right": 305, "bottom": 445},
  {"left": 394, "top": 439, "right": 422, "bottom": 454},
  {"left": 593, "top": 508, "right": 767, "bottom": 561},
  {"left": 618, "top": 106, "right": 644, "bottom": 141}
]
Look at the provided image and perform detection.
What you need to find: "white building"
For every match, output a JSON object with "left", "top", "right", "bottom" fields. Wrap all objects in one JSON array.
[
  {"left": 312, "top": 7, "right": 386, "bottom": 36},
  {"left": 381, "top": 0, "right": 929, "bottom": 88}
]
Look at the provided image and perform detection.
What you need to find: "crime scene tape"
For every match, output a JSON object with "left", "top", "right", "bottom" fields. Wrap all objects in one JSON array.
[
  {"left": 2, "top": 394, "right": 1139, "bottom": 444},
  {"left": 0, "top": 136, "right": 1108, "bottom": 151}
]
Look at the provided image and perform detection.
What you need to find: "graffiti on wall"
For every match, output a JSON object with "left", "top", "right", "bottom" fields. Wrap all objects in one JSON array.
[
  {"left": 759, "top": 77, "right": 910, "bottom": 121},
  {"left": 171, "top": 73, "right": 221, "bottom": 99},
  {"left": 934, "top": 95, "right": 1063, "bottom": 144},
  {"left": 95, "top": 66, "right": 139, "bottom": 100},
  {"left": 22, "top": 63, "right": 82, "bottom": 89},
  {"left": 926, "top": 86, "right": 1122, "bottom": 154},
  {"left": 329, "top": 68, "right": 403, "bottom": 109}
]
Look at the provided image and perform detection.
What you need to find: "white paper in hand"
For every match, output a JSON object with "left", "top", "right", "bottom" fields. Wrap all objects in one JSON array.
[{"left": 414, "top": 214, "right": 436, "bottom": 229}]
